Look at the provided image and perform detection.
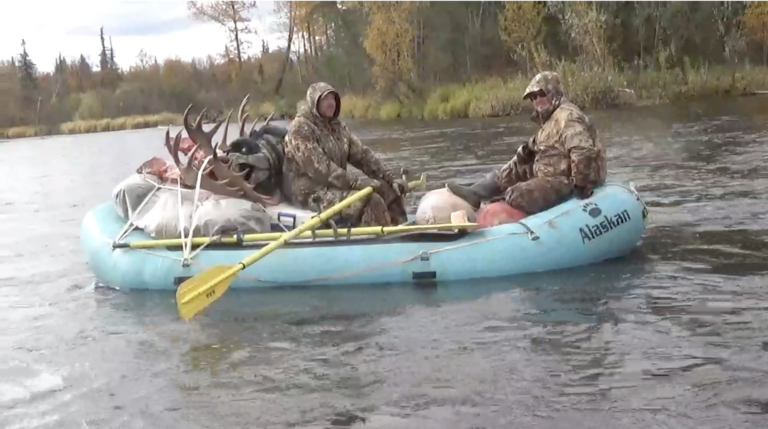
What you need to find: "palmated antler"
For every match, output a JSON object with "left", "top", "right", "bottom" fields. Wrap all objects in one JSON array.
[
  {"left": 163, "top": 104, "right": 280, "bottom": 206},
  {"left": 163, "top": 127, "right": 241, "bottom": 197}
]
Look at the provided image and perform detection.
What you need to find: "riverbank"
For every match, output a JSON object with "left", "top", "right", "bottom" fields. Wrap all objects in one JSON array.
[
  {"left": 3, "top": 64, "right": 767, "bottom": 140},
  {"left": 340, "top": 64, "right": 768, "bottom": 121},
  {"left": 1, "top": 113, "right": 181, "bottom": 140}
]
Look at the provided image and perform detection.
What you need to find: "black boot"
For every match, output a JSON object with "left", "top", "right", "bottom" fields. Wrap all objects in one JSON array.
[{"left": 446, "top": 172, "right": 501, "bottom": 209}]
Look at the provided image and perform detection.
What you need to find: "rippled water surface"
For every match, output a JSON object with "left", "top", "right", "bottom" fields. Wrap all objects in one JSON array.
[{"left": 2, "top": 97, "right": 768, "bottom": 428}]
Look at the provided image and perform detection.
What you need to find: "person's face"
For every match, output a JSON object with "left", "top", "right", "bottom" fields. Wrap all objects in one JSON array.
[
  {"left": 529, "top": 89, "right": 551, "bottom": 113},
  {"left": 318, "top": 93, "right": 337, "bottom": 119}
]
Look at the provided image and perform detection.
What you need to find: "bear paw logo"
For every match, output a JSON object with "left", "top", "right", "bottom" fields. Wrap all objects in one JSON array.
[{"left": 581, "top": 202, "right": 602, "bottom": 219}]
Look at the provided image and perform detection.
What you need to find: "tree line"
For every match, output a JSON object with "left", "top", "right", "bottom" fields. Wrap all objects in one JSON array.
[{"left": 2, "top": 1, "right": 768, "bottom": 132}]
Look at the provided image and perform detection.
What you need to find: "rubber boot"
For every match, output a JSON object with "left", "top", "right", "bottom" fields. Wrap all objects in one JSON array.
[{"left": 445, "top": 172, "right": 501, "bottom": 209}]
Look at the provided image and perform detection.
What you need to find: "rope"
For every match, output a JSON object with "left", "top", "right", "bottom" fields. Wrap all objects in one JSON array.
[
  {"left": 237, "top": 230, "right": 529, "bottom": 286},
  {"left": 113, "top": 180, "right": 646, "bottom": 276},
  {"left": 180, "top": 155, "right": 215, "bottom": 266},
  {"left": 111, "top": 157, "right": 288, "bottom": 265},
  {"left": 230, "top": 182, "right": 648, "bottom": 286},
  {"left": 114, "top": 181, "right": 161, "bottom": 244}
]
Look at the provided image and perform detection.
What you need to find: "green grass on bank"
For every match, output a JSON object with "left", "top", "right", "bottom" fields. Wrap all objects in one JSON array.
[
  {"left": 3, "top": 63, "right": 767, "bottom": 140},
  {"left": 340, "top": 63, "right": 768, "bottom": 121},
  {"left": 0, "top": 112, "right": 181, "bottom": 140}
]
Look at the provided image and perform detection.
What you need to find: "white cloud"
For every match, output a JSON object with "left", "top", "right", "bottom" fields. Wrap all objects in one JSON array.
[{"left": 0, "top": 1, "right": 285, "bottom": 72}]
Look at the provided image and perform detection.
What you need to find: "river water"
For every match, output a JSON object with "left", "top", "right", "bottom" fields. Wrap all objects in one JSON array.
[{"left": 2, "top": 97, "right": 768, "bottom": 428}]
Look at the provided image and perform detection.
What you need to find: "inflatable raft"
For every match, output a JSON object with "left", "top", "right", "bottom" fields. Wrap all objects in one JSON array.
[{"left": 80, "top": 181, "right": 648, "bottom": 291}]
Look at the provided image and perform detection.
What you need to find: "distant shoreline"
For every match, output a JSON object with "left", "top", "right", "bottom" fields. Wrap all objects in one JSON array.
[
  {"left": 0, "top": 112, "right": 297, "bottom": 140},
  {"left": 3, "top": 66, "right": 767, "bottom": 140}
]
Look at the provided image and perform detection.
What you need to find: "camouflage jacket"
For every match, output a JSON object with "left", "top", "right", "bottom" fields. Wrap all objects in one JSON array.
[
  {"left": 501, "top": 98, "right": 606, "bottom": 188},
  {"left": 282, "top": 82, "right": 395, "bottom": 206}
]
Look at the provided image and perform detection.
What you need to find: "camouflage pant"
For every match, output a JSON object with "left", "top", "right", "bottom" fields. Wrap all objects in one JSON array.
[
  {"left": 501, "top": 176, "right": 573, "bottom": 215},
  {"left": 314, "top": 186, "right": 407, "bottom": 227}
]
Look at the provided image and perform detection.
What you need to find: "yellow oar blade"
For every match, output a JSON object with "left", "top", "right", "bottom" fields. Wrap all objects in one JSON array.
[
  {"left": 176, "top": 265, "right": 237, "bottom": 321},
  {"left": 174, "top": 187, "right": 376, "bottom": 321}
]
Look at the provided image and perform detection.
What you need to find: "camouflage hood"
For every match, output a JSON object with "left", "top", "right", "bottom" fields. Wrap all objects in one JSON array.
[
  {"left": 523, "top": 71, "right": 565, "bottom": 124},
  {"left": 296, "top": 82, "right": 342, "bottom": 124}
]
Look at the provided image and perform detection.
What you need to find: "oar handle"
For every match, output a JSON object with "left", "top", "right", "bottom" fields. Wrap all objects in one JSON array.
[{"left": 407, "top": 174, "right": 427, "bottom": 192}]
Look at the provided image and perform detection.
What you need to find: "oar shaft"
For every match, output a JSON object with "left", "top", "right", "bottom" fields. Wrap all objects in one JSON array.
[{"left": 119, "top": 222, "right": 478, "bottom": 249}]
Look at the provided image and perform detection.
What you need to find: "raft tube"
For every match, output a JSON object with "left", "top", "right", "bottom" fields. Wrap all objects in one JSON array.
[{"left": 79, "top": 181, "right": 648, "bottom": 291}]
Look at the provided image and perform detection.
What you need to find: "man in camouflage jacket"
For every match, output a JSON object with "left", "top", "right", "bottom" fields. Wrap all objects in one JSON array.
[
  {"left": 282, "top": 82, "right": 408, "bottom": 226},
  {"left": 447, "top": 71, "right": 607, "bottom": 215}
]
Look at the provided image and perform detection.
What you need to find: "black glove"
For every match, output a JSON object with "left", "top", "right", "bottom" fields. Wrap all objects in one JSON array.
[
  {"left": 388, "top": 178, "right": 408, "bottom": 196},
  {"left": 354, "top": 177, "right": 388, "bottom": 195},
  {"left": 573, "top": 183, "right": 593, "bottom": 199}
]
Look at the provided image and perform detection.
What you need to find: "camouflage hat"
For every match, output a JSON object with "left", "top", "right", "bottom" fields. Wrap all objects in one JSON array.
[{"left": 522, "top": 71, "right": 564, "bottom": 100}]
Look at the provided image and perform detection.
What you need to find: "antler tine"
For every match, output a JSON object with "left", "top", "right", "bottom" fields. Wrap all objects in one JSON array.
[
  {"left": 171, "top": 126, "right": 242, "bottom": 194},
  {"left": 164, "top": 129, "right": 185, "bottom": 167},
  {"left": 181, "top": 104, "right": 195, "bottom": 135},
  {"left": 206, "top": 117, "right": 230, "bottom": 166},
  {"left": 163, "top": 127, "right": 171, "bottom": 154},
  {"left": 204, "top": 116, "right": 225, "bottom": 147},
  {"left": 167, "top": 128, "right": 203, "bottom": 186},
  {"left": 172, "top": 129, "right": 197, "bottom": 170},
  {"left": 247, "top": 115, "right": 259, "bottom": 136},
  {"left": 263, "top": 111, "right": 275, "bottom": 128},
  {"left": 238, "top": 94, "right": 251, "bottom": 120},
  {"left": 237, "top": 94, "right": 251, "bottom": 117},
  {"left": 183, "top": 104, "right": 222, "bottom": 157},
  {"left": 195, "top": 107, "right": 208, "bottom": 130},
  {"left": 237, "top": 94, "right": 251, "bottom": 137},
  {"left": 216, "top": 109, "right": 234, "bottom": 153},
  {"left": 239, "top": 112, "right": 250, "bottom": 137}
]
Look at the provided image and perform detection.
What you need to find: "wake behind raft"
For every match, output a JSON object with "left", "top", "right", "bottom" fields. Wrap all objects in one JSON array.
[{"left": 79, "top": 97, "right": 649, "bottom": 291}]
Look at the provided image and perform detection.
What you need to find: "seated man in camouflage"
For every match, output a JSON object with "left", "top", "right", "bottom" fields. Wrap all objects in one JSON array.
[
  {"left": 447, "top": 71, "right": 606, "bottom": 215},
  {"left": 281, "top": 82, "right": 408, "bottom": 226}
]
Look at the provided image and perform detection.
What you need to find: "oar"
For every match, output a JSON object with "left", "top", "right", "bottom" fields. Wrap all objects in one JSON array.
[
  {"left": 176, "top": 186, "right": 376, "bottom": 321},
  {"left": 117, "top": 222, "right": 478, "bottom": 250}
]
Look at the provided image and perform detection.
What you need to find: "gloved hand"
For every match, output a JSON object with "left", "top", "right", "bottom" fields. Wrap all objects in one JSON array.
[
  {"left": 353, "top": 177, "right": 388, "bottom": 195},
  {"left": 573, "top": 183, "right": 593, "bottom": 199},
  {"left": 387, "top": 177, "right": 408, "bottom": 196}
]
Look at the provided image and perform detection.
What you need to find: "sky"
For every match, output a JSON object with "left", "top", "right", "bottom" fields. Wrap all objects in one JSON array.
[{"left": 0, "top": 1, "right": 285, "bottom": 72}]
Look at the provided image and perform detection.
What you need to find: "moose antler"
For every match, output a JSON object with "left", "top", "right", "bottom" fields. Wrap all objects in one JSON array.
[
  {"left": 216, "top": 94, "right": 269, "bottom": 152},
  {"left": 237, "top": 94, "right": 259, "bottom": 139},
  {"left": 236, "top": 94, "right": 277, "bottom": 139},
  {"left": 163, "top": 128, "right": 241, "bottom": 197},
  {"left": 163, "top": 104, "right": 280, "bottom": 206}
]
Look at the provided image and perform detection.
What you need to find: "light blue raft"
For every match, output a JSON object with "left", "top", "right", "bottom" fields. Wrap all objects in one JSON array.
[{"left": 80, "top": 181, "right": 648, "bottom": 291}]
